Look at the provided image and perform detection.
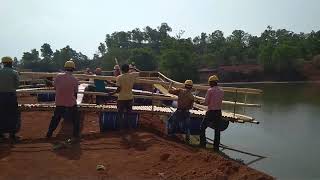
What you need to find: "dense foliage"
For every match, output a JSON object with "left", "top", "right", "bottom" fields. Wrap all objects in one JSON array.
[{"left": 16, "top": 23, "right": 320, "bottom": 82}]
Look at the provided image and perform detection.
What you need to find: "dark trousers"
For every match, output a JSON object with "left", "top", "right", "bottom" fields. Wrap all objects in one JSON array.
[
  {"left": 167, "top": 109, "right": 191, "bottom": 142},
  {"left": 0, "top": 92, "right": 21, "bottom": 135},
  {"left": 117, "top": 100, "right": 133, "bottom": 129},
  {"left": 47, "top": 106, "right": 80, "bottom": 138},
  {"left": 200, "top": 110, "right": 222, "bottom": 151},
  {"left": 96, "top": 95, "right": 106, "bottom": 105}
]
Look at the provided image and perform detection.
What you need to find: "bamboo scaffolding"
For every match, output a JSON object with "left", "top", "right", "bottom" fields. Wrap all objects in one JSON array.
[
  {"left": 16, "top": 88, "right": 176, "bottom": 101},
  {"left": 20, "top": 72, "right": 262, "bottom": 95},
  {"left": 157, "top": 72, "right": 262, "bottom": 95},
  {"left": 153, "top": 84, "right": 261, "bottom": 108},
  {"left": 18, "top": 103, "right": 257, "bottom": 124}
]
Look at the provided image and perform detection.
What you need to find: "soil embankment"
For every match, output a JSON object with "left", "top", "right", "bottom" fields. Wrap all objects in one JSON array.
[{"left": 0, "top": 97, "right": 273, "bottom": 179}]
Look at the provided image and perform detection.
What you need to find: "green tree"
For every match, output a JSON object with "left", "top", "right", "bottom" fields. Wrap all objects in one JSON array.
[
  {"left": 21, "top": 49, "right": 41, "bottom": 70},
  {"left": 40, "top": 43, "right": 53, "bottom": 59},
  {"left": 129, "top": 48, "right": 157, "bottom": 71},
  {"left": 160, "top": 50, "right": 199, "bottom": 82},
  {"left": 98, "top": 42, "right": 107, "bottom": 56}
]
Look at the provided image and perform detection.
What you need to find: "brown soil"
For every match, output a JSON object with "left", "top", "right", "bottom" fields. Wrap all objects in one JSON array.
[{"left": 0, "top": 97, "right": 273, "bottom": 180}]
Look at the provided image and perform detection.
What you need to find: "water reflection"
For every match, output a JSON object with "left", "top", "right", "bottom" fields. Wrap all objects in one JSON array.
[{"left": 208, "top": 83, "right": 320, "bottom": 179}]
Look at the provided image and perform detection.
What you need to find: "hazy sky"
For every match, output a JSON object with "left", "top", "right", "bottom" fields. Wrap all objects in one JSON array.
[{"left": 1, "top": 0, "right": 319, "bottom": 59}]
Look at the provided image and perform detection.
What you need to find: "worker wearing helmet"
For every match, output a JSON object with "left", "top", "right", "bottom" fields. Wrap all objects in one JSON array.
[
  {"left": 110, "top": 64, "right": 141, "bottom": 130},
  {"left": 46, "top": 60, "right": 80, "bottom": 140},
  {"left": 200, "top": 75, "right": 224, "bottom": 151},
  {"left": 0, "top": 56, "right": 21, "bottom": 142},
  {"left": 167, "top": 80, "right": 195, "bottom": 144}
]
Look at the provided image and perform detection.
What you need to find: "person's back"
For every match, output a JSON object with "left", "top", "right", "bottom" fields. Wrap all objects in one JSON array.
[
  {"left": 54, "top": 72, "right": 78, "bottom": 107},
  {"left": 116, "top": 72, "right": 139, "bottom": 100},
  {"left": 170, "top": 88, "right": 194, "bottom": 110},
  {"left": 0, "top": 67, "right": 19, "bottom": 93},
  {"left": 0, "top": 57, "right": 20, "bottom": 141},
  {"left": 47, "top": 60, "right": 80, "bottom": 139},
  {"left": 205, "top": 86, "right": 224, "bottom": 110},
  {"left": 201, "top": 75, "right": 223, "bottom": 151}
]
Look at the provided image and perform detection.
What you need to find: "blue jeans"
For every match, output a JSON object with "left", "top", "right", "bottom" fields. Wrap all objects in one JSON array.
[{"left": 167, "top": 109, "right": 191, "bottom": 143}]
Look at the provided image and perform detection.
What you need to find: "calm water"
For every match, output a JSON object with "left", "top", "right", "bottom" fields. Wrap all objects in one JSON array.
[{"left": 207, "top": 83, "right": 320, "bottom": 179}]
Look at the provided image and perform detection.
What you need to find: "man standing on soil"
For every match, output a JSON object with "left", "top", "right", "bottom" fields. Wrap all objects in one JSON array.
[
  {"left": 168, "top": 80, "right": 195, "bottom": 143},
  {"left": 46, "top": 60, "right": 80, "bottom": 140},
  {"left": 0, "top": 56, "right": 21, "bottom": 142},
  {"left": 200, "top": 75, "right": 224, "bottom": 151},
  {"left": 111, "top": 64, "right": 140, "bottom": 130}
]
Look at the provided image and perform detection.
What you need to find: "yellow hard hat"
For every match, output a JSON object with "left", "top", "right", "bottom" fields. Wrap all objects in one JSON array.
[
  {"left": 184, "top": 80, "right": 193, "bottom": 86},
  {"left": 1, "top": 56, "right": 13, "bottom": 63},
  {"left": 64, "top": 60, "right": 75, "bottom": 69},
  {"left": 208, "top": 75, "right": 219, "bottom": 82}
]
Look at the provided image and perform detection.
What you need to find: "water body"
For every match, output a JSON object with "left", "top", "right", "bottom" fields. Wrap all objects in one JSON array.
[{"left": 207, "top": 83, "right": 320, "bottom": 179}]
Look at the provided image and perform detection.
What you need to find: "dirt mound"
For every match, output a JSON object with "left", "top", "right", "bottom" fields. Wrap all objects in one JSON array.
[{"left": 0, "top": 97, "right": 273, "bottom": 179}]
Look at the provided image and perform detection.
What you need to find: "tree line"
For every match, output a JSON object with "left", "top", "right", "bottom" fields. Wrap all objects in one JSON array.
[{"left": 17, "top": 23, "right": 320, "bottom": 82}]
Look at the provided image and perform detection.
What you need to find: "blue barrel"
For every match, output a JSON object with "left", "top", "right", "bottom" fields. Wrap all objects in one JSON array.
[
  {"left": 37, "top": 93, "right": 55, "bottom": 102},
  {"left": 166, "top": 115, "right": 202, "bottom": 135},
  {"left": 99, "top": 112, "right": 139, "bottom": 132}
]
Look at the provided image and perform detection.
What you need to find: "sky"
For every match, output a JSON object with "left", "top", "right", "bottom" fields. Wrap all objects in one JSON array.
[{"left": 0, "top": 0, "right": 319, "bottom": 59}]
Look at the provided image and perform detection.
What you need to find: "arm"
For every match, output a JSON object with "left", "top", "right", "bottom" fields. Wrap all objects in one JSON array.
[
  {"left": 168, "top": 88, "right": 180, "bottom": 96},
  {"left": 204, "top": 90, "right": 211, "bottom": 106},
  {"left": 14, "top": 72, "right": 19, "bottom": 90},
  {"left": 191, "top": 95, "right": 195, "bottom": 105},
  {"left": 74, "top": 80, "right": 79, "bottom": 98},
  {"left": 105, "top": 80, "right": 116, "bottom": 86},
  {"left": 109, "top": 76, "right": 121, "bottom": 95},
  {"left": 131, "top": 72, "right": 140, "bottom": 78},
  {"left": 53, "top": 77, "right": 58, "bottom": 90}
]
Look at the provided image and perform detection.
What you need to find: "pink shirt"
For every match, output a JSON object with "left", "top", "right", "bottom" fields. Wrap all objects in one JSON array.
[
  {"left": 54, "top": 72, "right": 78, "bottom": 107},
  {"left": 205, "top": 86, "right": 224, "bottom": 110}
]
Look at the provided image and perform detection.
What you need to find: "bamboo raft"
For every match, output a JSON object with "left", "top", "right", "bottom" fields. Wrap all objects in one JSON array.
[
  {"left": 18, "top": 103, "right": 259, "bottom": 124},
  {"left": 19, "top": 72, "right": 263, "bottom": 95},
  {"left": 18, "top": 71, "right": 262, "bottom": 125}
]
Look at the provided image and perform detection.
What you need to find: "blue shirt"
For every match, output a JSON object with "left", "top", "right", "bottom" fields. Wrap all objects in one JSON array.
[{"left": 94, "top": 79, "right": 106, "bottom": 92}]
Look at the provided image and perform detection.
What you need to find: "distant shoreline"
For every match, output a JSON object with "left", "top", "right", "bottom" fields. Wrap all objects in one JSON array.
[{"left": 219, "top": 81, "right": 320, "bottom": 85}]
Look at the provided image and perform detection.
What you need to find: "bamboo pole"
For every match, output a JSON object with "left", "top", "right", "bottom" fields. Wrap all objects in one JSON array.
[
  {"left": 17, "top": 86, "right": 261, "bottom": 108},
  {"left": 20, "top": 72, "right": 263, "bottom": 95},
  {"left": 18, "top": 103, "right": 257, "bottom": 123}
]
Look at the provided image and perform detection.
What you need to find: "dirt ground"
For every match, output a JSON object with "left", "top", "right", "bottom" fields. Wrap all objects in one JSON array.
[{"left": 0, "top": 97, "right": 273, "bottom": 180}]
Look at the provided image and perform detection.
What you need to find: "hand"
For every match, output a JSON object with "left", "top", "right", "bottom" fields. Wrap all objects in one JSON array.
[{"left": 169, "top": 82, "right": 173, "bottom": 90}]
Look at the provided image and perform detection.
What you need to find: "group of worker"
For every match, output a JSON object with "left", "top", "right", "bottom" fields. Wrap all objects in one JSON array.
[
  {"left": 167, "top": 75, "right": 223, "bottom": 151},
  {"left": 0, "top": 57, "right": 223, "bottom": 151},
  {"left": 46, "top": 60, "right": 140, "bottom": 140}
]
